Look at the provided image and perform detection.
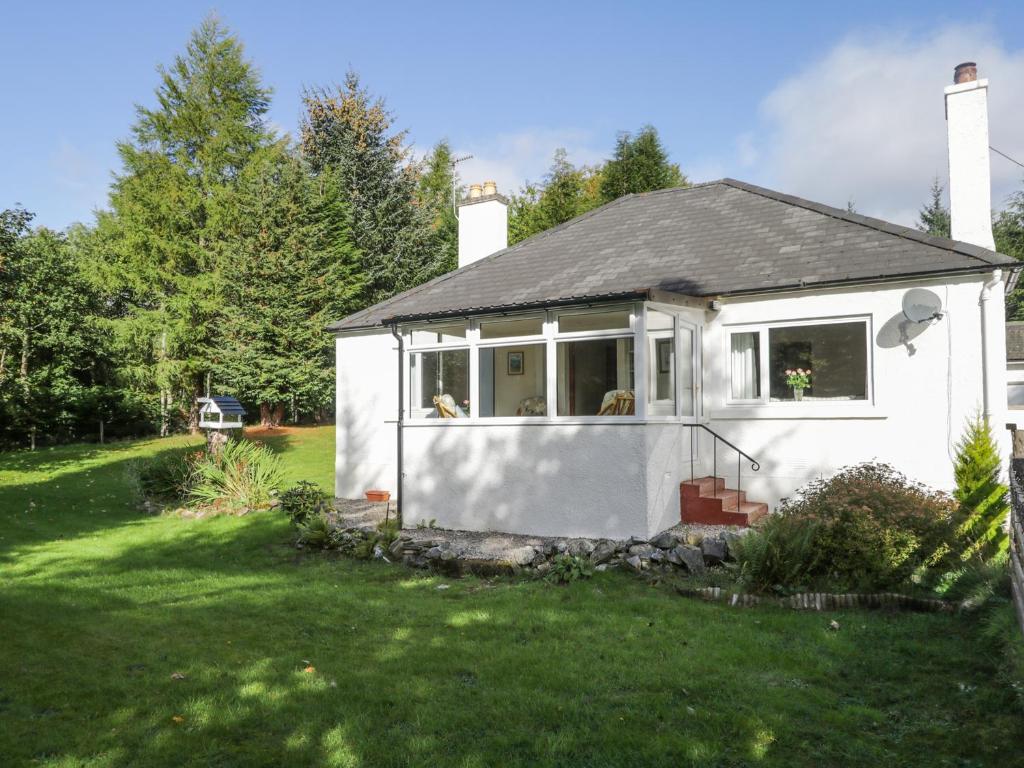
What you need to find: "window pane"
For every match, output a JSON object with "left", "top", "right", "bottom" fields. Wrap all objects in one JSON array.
[
  {"left": 557, "top": 337, "right": 635, "bottom": 416},
  {"left": 479, "top": 316, "right": 544, "bottom": 339},
  {"left": 558, "top": 309, "right": 631, "bottom": 333},
  {"left": 413, "top": 349, "right": 469, "bottom": 415},
  {"left": 730, "top": 332, "right": 761, "bottom": 399},
  {"left": 410, "top": 322, "right": 466, "bottom": 345},
  {"left": 1009, "top": 383, "right": 1024, "bottom": 408},
  {"left": 679, "top": 326, "right": 694, "bottom": 417},
  {"left": 768, "top": 322, "right": 867, "bottom": 401},
  {"left": 478, "top": 344, "right": 547, "bottom": 416}
]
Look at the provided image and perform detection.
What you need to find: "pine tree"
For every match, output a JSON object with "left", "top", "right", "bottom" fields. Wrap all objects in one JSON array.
[
  {"left": 100, "top": 16, "right": 273, "bottom": 433},
  {"left": 301, "top": 72, "right": 437, "bottom": 300},
  {"left": 952, "top": 415, "right": 1009, "bottom": 560},
  {"left": 917, "top": 178, "right": 951, "bottom": 238},
  {"left": 599, "top": 125, "right": 687, "bottom": 203},
  {"left": 213, "top": 144, "right": 363, "bottom": 426},
  {"left": 418, "top": 140, "right": 461, "bottom": 273}
]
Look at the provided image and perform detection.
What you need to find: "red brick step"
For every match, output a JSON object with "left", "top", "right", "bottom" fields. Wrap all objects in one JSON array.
[{"left": 680, "top": 476, "right": 768, "bottom": 527}]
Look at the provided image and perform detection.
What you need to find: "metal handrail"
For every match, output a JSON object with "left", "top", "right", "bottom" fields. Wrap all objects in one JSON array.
[{"left": 683, "top": 423, "right": 760, "bottom": 510}]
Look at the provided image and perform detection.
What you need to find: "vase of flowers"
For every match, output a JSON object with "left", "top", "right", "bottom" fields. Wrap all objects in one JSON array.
[{"left": 784, "top": 368, "right": 811, "bottom": 401}]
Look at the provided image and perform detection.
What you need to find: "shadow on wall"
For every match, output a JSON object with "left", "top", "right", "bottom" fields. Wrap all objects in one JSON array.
[{"left": 401, "top": 424, "right": 648, "bottom": 538}]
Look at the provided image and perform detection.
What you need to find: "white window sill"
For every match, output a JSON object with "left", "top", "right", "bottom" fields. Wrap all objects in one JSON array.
[
  {"left": 710, "top": 403, "right": 887, "bottom": 420},
  {"left": 397, "top": 416, "right": 697, "bottom": 427}
]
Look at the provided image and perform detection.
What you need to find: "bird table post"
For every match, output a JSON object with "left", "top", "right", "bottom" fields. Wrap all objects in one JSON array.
[{"left": 197, "top": 396, "right": 246, "bottom": 455}]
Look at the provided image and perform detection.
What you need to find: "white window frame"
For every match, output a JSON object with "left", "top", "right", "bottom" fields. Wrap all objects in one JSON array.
[{"left": 724, "top": 315, "right": 874, "bottom": 409}]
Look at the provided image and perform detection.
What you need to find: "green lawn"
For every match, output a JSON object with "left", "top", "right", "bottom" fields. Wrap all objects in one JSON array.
[{"left": 1, "top": 427, "right": 1022, "bottom": 767}]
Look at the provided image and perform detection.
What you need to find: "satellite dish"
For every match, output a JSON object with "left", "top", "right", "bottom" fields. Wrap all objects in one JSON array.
[{"left": 902, "top": 288, "right": 943, "bottom": 323}]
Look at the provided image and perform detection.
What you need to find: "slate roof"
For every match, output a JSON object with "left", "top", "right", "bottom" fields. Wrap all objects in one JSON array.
[
  {"left": 1008, "top": 322, "right": 1024, "bottom": 362},
  {"left": 328, "top": 178, "right": 1017, "bottom": 331}
]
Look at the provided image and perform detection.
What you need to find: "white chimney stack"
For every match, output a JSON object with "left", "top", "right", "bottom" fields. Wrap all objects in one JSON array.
[
  {"left": 457, "top": 180, "right": 508, "bottom": 268},
  {"left": 944, "top": 61, "right": 995, "bottom": 250}
]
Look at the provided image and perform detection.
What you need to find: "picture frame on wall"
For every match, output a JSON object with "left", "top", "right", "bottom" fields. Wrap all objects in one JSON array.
[
  {"left": 657, "top": 338, "right": 672, "bottom": 374},
  {"left": 507, "top": 351, "right": 524, "bottom": 375}
]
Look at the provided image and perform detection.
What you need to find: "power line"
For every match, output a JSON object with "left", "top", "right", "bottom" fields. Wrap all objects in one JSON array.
[{"left": 991, "top": 145, "right": 1024, "bottom": 170}]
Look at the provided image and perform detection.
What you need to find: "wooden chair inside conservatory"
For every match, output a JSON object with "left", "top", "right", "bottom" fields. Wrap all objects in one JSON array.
[{"left": 597, "top": 390, "right": 635, "bottom": 416}]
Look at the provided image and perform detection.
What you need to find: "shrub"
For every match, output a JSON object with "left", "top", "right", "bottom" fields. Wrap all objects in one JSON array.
[
  {"left": 131, "top": 448, "right": 203, "bottom": 501},
  {"left": 953, "top": 416, "right": 1009, "bottom": 560},
  {"left": 544, "top": 554, "right": 594, "bottom": 584},
  {"left": 732, "top": 515, "right": 824, "bottom": 594},
  {"left": 187, "top": 439, "right": 284, "bottom": 511},
  {"left": 296, "top": 511, "right": 341, "bottom": 549},
  {"left": 280, "top": 481, "right": 331, "bottom": 524}
]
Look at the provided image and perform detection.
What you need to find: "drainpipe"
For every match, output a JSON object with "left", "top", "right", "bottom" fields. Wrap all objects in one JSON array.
[
  {"left": 389, "top": 324, "right": 404, "bottom": 529},
  {"left": 979, "top": 269, "right": 1003, "bottom": 425}
]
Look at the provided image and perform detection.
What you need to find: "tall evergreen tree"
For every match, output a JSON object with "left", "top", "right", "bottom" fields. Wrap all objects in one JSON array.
[
  {"left": 917, "top": 178, "right": 951, "bottom": 238},
  {"left": 301, "top": 72, "right": 437, "bottom": 300},
  {"left": 418, "top": 140, "right": 461, "bottom": 273},
  {"left": 598, "top": 125, "right": 687, "bottom": 203},
  {"left": 100, "top": 16, "right": 273, "bottom": 433},
  {"left": 993, "top": 190, "right": 1024, "bottom": 320},
  {"left": 213, "top": 143, "right": 363, "bottom": 426}
]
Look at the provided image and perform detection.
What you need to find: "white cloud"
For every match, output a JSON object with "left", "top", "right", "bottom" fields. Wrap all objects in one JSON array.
[
  {"left": 739, "top": 25, "right": 1024, "bottom": 225},
  {"left": 452, "top": 129, "right": 606, "bottom": 196}
]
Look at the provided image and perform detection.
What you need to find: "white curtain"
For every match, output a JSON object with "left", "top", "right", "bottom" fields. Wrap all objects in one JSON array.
[{"left": 730, "top": 332, "right": 759, "bottom": 399}]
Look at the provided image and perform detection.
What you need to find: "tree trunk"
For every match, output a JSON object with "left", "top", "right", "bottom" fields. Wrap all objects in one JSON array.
[
  {"left": 99, "top": 419, "right": 105, "bottom": 445},
  {"left": 260, "top": 402, "right": 285, "bottom": 428}
]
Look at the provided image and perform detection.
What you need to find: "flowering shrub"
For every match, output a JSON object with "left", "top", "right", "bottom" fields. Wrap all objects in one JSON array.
[{"left": 784, "top": 368, "right": 811, "bottom": 390}]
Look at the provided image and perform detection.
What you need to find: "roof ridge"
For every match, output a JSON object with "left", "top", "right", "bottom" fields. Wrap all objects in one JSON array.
[{"left": 718, "top": 178, "right": 1004, "bottom": 266}]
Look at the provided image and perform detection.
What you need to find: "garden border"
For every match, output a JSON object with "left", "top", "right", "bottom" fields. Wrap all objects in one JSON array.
[{"left": 675, "top": 585, "right": 961, "bottom": 613}]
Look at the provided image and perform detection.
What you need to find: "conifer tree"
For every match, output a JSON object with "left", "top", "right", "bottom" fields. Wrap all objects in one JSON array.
[
  {"left": 598, "top": 125, "right": 687, "bottom": 203},
  {"left": 917, "top": 178, "right": 951, "bottom": 238},
  {"left": 100, "top": 16, "right": 273, "bottom": 432},
  {"left": 952, "top": 415, "right": 1009, "bottom": 560},
  {"left": 301, "top": 72, "right": 437, "bottom": 300},
  {"left": 508, "top": 149, "right": 603, "bottom": 244},
  {"left": 213, "top": 144, "right": 363, "bottom": 426},
  {"left": 418, "top": 140, "right": 461, "bottom": 273}
]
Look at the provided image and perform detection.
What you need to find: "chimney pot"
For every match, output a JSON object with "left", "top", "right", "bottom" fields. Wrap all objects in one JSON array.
[
  {"left": 953, "top": 61, "right": 977, "bottom": 84},
  {"left": 482, "top": 180, "right": 497, "bottom": 196},
  {"left": 468, "top": 183, "right": 483, "bottom": 199}
]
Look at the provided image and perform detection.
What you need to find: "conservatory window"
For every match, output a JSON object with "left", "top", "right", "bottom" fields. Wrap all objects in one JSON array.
[
  {"left": 409, "top": 322, "right": 466, "bottom": 346},
  {"left": 558, "top": 309, "right": 631, "bottom": 334},
  {"left": 478, "top": 344, "right": 547, "bottom": 416},
  {"left": 479, "top": 316, "right": 544, "bottom": 339},
  {"left": 647, "top": 309, "right": 676, "bottom": 416},
  {"left": 411, "top": 349, "right": 470, "bottom": 415},
  {"left": 556, "top": 337, "right": 635, "bottom": 416}
]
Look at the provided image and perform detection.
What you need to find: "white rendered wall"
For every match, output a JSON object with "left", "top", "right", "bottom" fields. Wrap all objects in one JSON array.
[
  {"left": 703, "top": 274, "right": 1008, "bottom": 510},
  {"left": 335, "top": 330, "right": 399, "bottom": 498},
  {"left": 945, "top": 79, "right": 996, "bottom": 250},
  {"left": 458, "top": 198, "right": 508, "bottom": 268}
]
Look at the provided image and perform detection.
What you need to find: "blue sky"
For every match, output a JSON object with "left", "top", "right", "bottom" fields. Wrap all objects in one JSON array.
[{"left": 4, "top": 1, "right": 1024, "bottom": 230}]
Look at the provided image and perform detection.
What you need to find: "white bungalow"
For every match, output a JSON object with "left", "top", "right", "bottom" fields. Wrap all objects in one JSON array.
[{"left": 329, "top": 62, "right": 1018, "bottom": 539}]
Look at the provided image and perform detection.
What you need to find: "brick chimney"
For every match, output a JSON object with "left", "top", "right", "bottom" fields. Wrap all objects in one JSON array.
[
  {"left": 457, "top": 180, "right": 508, "bottom": 268},
  {"left": 944, "top": 61, "right": 995, "bottom": 249}
]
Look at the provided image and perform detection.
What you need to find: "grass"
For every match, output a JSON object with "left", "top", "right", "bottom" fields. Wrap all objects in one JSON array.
[{"left": 1, "top": 426, "right": 1023, "bottom": 767}]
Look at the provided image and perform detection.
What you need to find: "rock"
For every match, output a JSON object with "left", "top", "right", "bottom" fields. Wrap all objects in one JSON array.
[
  {"left": 629, "top": 535, "right": 648, "bottom": 546},
  {"left": 649, "top": 531, "right": 679, "bottom": 550},
  {"left": 701, "top": 538, "right": 727, "bottom": 566},
  {"left": 566, "top": 538, "right": 595, "bottom": 557},
  {"left": 372, "top": 544, "right": 385, "bottom": 560},
  {"left": 590, "top": 540, "right": 618, "bottom": 565},
  {"left": 553, "top": 539, "right": 569, "bottom": 554},
  {"left": 719, "top": 531, "right": 742, "bottom": 560},
  {"left": 595, "top": 564, "right": 609, "bottom": 572},
  {"left": 673, "top": 545, "right": 705, "bottom": 573},
  {"left": 388, "top": 538, "right": 406, "bottom": 558},
  {"left": 684, "top": 532, "right": 704, "bottom": 547},
  {"left": 425, "top": 546, "right": 443, "bottom": 561},
  {"left": 531, "top": 551, "right": 547, "bottom": 567},
  {"left": 628, "top": 543, "right": 656, "bottom": 558},
  {"left": 511, "top": 546, "right": 537, "bottom": 566},
  {"left": 650, "top": 549, "right": 665, "bottom": 563},
  {"left": 439, "top": 548, "right": 457, "bottom": 562},
  {"left": 828, "top": 620, "right": 840, "bottom": 631},
  {"left": 625, "top": 554, "right": 644, "bottom": 572},
  {"left": 665, "top": 548, "right": 682, "bottom": 566},
  {"left": 269, "top": 498, "right": 282, "bottom": 509}
]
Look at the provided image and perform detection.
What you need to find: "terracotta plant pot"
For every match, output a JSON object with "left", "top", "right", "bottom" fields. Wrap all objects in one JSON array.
[{"left": 365, "top": 489, "right": 391, "bottom": 502}]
